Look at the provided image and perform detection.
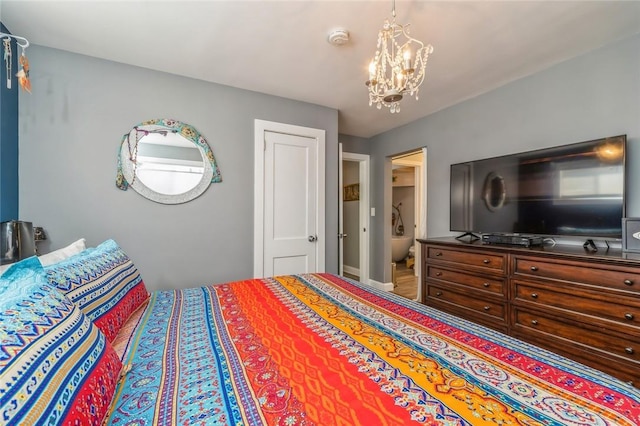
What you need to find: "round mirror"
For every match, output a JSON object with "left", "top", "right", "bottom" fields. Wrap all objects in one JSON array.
[
  {"left": 116, "top": 119, "right": 221, "bottom": 204},
  {"left": 482, "top": 171, "right": 506, "bottom": 211}
]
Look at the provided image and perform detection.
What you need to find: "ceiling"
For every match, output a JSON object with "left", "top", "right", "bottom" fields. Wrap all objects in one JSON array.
[{"left": 2, "top": 1, "right": 640, "bottom": 138}]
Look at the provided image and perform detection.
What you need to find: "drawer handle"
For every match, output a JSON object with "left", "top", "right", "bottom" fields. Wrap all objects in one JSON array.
[
  {"left": 624, "top": 347, "right": 634, "bottom": 355},
  {"left": 531, "top": 293, "right": 538, "bottom": 299},
  {"left": 435, "top": 252, "right": 443, "bottom": 257},
  {"left": 531, "top": 320, "right": 539, "bottom": 326},
  {"left": 530, "top": 266, "right": 538, "bottom": 272},
  {"left": 436, "top": 291, "right": 442, "bottom": 296},
  {"left": 435, "top": 272, "right": 443, "bottom": 277},
  {"left": 624, "top": 279, "right": 634, "bottom": 286},
  {"left": 483, "top": 282, "right": 490, "bottom": 288},
  {"left": 625, "top": 313, "right": 634, "bottom": 321},
  {"left": 483, "top": 306, "right": 491, "bottom": 311},
  {"left": 482, "top": 259, "right": 490, "bottom": 264}
]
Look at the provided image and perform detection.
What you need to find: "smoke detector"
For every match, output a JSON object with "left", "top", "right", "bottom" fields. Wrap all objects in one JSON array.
[{"left": 327, "top": 28, "right": 350, "bottom": 46}]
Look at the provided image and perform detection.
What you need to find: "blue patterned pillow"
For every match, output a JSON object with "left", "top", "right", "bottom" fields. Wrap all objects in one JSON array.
[
  {"left": 0, "top": 257, "right": 122, "bottom": 425},
  {"left": 45, "top": 239, "right": 149, "bottom": 341}
]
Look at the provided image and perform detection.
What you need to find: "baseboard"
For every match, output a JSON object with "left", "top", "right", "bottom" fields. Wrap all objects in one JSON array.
[
  {"left": 343, "top": 267, "right": 394, "bottom": 292},
  {"left": 343, "top": 265, "right": 360, "bottom": 276},
  {"left": 369, "top": 279, "right": 394, "bottom": 292}
]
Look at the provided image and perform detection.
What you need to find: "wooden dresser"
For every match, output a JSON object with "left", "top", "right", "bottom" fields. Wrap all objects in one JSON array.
[{"left": 419, "top": 237, "right": 640, "bottom": 386}]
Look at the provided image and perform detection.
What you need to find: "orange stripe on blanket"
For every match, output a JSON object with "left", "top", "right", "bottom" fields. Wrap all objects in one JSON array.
[
  {"left": 277, "top": 275, "right": 543, "bottom": 426},
  {"left": 223, "top": 278, "right": 410, "bottom": 426}
]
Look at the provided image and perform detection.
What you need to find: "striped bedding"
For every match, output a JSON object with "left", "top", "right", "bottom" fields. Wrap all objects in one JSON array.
[{"left": 106, "top": 273, "right": 640, "bottom": 425}]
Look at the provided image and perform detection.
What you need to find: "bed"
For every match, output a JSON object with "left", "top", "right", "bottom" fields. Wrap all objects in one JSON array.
[{"left": 1, "top": 239, "right": 639, "bottom": 425}]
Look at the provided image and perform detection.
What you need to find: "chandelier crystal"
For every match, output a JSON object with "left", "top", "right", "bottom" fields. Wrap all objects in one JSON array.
[{"left": 365, "top": 1, "right": 433, "bottom": 113}]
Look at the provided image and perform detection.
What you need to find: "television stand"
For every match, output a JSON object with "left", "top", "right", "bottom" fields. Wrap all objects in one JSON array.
[
  {"left": 583, "top": 239, "right": 597, "bottom": 252},
  {"left": 455, "top": 232, "right": 480, "bottom": 242}
]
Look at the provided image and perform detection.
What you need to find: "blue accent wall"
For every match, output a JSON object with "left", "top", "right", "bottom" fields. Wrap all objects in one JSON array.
[{"left": 0, "top": 22, "right": 19, "bottom": 221}]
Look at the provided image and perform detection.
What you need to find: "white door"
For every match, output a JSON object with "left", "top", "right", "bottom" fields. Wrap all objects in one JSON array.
[{"left": 254, "top": 120, "right": 325, "bottom": 277}]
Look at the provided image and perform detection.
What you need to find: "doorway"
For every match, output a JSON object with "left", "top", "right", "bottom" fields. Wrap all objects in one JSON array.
[
  {"left": 390, "top": 149, "right": 426, "bottom": 301},
  {"left": 339, "top": 146, "right": 370, "bottom": 285}
]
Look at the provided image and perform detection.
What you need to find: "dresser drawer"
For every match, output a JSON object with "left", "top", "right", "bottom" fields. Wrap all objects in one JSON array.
[
  {"left": 513, "top": 256, "right": 640, "bottom": 292},
  {"left": 427, "top": 285, "right": 505, "bottom": 320},
  {"left": 513, "top": 307, "right": 640, "bottom": 364},
  {"left": 427, "top": 246, "right": 506, "bottom": 272},
  {"left": 513, "top": 280, "right": 640, "bottom": 328},
  {"left": 421, "top": 238, "right": 640, "bottom": 386},
  {"left": 427, "top": 266, "right": 505, "bottom": 295}
]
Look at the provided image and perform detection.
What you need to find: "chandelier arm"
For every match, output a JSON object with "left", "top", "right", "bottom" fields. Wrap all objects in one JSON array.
[{"left": 366, "top": 0, "right": 433, "bottom": 113}]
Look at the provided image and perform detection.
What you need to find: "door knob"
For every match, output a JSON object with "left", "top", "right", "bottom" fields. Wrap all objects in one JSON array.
[{"left": 308, "top": 235, "right": 318, "bottom": 242}]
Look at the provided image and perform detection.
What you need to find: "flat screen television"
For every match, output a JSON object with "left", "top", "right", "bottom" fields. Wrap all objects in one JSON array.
[{"left": 450, "top": 135, "right": 626, "bottom": 240}]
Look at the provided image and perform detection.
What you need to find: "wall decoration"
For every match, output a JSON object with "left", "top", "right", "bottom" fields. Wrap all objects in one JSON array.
[
  {"left": 1, "top": 31, "right": 31, "bottom": 92},
  {"left": 116, "top": 118, "right": 222, "bottom": 204},
  {"left": 343, "top": 183, "right": 359, "bottom": 201}
]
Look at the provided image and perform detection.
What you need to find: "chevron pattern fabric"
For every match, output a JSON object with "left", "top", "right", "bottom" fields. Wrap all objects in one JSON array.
[
  {"left": 0, "top": 257, "right": 122, "bottom": 425},
  {"left": 45, "top": 239, "right": 149, "bottom": 342}
]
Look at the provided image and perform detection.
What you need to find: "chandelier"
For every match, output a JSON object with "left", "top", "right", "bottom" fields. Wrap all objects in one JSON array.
[{"left": 365, "top": 0, "right": 433, "bottom": 113}]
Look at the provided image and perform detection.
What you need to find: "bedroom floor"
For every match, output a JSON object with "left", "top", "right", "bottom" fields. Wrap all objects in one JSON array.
[
  {"left": 393, "top": 262, "right": 418, "bottom": 300},
  {"left": 343, "top": 262, "right": 418, "bottom": 300}
]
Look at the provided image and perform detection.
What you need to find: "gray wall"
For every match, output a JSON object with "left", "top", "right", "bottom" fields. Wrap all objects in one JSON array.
[
  {"left": 356, "top": 34, "right": 640, "bottom": 283},
  {"left": 339, "top": 134, "right": 370, "bottom": 155},
  {"left": 19, "top": 46, "right": 339, "bottom": 291},
  {"left": 18, "top": 33, "right": 640, "bottom": 288}
]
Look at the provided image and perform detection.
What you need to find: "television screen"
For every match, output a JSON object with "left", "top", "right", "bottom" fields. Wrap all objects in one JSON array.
[{"left": 450, "top": 135, "right": 626, "bottom": 239}]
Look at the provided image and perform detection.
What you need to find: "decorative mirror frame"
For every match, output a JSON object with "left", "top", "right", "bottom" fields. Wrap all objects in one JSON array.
[
  {"left": 116, "top": 119, "right": 221, "bottom": 204},
  {"left": 482, "top": 171, "right": 506, "bottom": 212}
]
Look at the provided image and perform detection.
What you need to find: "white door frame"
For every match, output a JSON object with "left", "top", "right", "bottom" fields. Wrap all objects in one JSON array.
[
  {"left": 339, "top": 144, "right": 344, "bottom": 276},
  {"left": 340, "top": 148, "right": 370, "bottom": 285},
  {"left": 391, "top": 150, "right": 426, "bottom": 302},
  {"left": 253, "top": 119, "right": 325, "bottom": 278}
]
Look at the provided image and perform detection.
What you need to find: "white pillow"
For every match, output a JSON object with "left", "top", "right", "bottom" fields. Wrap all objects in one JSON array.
[
  {"left": 38, "top": 238, "right": 87, "bottom": 266},
  {"left": 0, "top": 263, "right": 10, "bottom": 277}
]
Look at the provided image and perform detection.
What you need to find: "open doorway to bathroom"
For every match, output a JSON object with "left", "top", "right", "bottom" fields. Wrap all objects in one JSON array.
[{"left": 391, "top": 150, "right": 426, "bottom": 300}]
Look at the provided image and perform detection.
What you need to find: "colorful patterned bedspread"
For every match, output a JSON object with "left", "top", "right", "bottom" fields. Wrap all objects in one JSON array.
[{"left": 106, "top": 273, "right": 640, "bottom": 425}]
